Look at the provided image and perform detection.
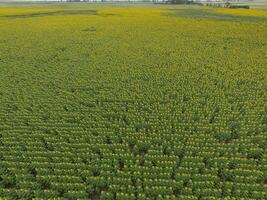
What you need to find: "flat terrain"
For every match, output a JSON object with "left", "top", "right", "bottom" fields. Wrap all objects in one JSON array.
[
  {"left": 231, "top": 1, "right": 267, "bottom": 9},
  {"left": 0, "top": 3, "right": 266, "bottom": 199}
]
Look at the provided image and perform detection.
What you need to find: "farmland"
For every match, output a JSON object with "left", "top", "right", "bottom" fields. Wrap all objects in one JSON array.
[{"left": 0, "top": 3, "right": 266, "bottom": 200}]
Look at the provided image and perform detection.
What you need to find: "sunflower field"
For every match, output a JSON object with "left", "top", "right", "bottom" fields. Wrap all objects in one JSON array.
[{"left": 0, "top": 3, "right": 266, "bottom": 200}]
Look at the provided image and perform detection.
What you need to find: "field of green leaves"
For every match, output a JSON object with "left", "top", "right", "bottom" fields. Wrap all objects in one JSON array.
[{"left": 0, "top": 3, "right": 266, "bottom": 200}]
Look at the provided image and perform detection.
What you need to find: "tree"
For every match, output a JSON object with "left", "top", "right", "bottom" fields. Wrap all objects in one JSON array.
[{"left": 170, "top": 0, "right": 192, "bottom": 4}]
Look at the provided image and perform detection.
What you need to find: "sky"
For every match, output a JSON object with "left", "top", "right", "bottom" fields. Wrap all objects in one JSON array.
[{"left": 0, "top": 0, "right": 267, "bottom": 3}]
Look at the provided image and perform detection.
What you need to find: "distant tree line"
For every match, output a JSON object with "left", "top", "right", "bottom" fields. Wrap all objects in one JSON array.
[{"left": 164, "top": 0, "right": 195, "bottom": 4}]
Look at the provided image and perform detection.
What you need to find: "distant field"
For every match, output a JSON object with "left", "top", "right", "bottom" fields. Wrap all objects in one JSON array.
[
  {"left": 231, "top": 1, "right": 267, "bottom": 9},
  {"left": 0, "top": 3, "right": 266, "bottom": 200}
]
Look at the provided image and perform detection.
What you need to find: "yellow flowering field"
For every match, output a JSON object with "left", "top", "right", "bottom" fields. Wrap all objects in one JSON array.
[
  {"left": 214, "top": 8, "right": 267, "bottom": 18},
  {"left": 0, "top": 3, "right": 266, "bottom": 200}
]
